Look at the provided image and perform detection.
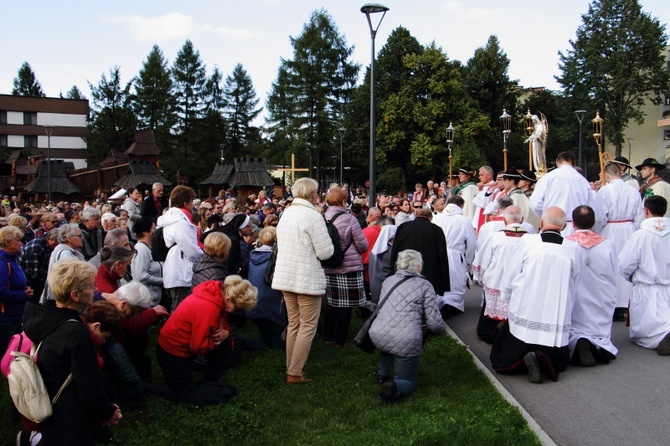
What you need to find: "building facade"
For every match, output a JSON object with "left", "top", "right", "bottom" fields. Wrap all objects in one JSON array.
[{"left": 0, "top": 94, "right": 89, "bottom": 169}]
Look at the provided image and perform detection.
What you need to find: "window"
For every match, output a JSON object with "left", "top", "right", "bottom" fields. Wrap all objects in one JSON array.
[
  {"left": 24, "top": 135, "right": 37, "bottom": 147},
  {"left": 664, "top": 130, "right": 670, "bottom": 141},
  {"left": 23, "top": 112, "right": 37, "bottom": 125},
  {"left": 0, "top": 111, "right": 7, "bottom": 124},
  {"left": 0, "top": 135, "right": 7, "bottom": 147}
]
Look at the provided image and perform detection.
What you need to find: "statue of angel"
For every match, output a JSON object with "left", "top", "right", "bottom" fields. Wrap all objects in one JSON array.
[{"left": 524, "top": 113, "right": 548, "bottom": 173}]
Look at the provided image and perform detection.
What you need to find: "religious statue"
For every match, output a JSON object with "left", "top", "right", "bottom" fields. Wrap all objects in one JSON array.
[{"left": 524, "top": 113, "right": 548, "bottom": 174}]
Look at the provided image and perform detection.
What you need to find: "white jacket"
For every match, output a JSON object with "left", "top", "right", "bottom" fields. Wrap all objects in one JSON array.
[
  {"left": 272, "top": 198, "right": 334, "bottom": 296},
  {"left": 158, "top": 207, "right": 203, "bottom": 289}
]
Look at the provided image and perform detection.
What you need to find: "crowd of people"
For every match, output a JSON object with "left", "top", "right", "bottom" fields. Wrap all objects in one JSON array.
[{"left": 2, "top": 149, "right": 670, "bottom": 442}]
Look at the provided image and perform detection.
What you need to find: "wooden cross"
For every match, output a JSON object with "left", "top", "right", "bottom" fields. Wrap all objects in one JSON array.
[{"left": 276, "top": 153, "right": 309, "bottom": 185}]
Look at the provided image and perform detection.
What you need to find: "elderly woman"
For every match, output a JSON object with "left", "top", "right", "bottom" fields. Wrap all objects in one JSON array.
[
  {"left": 369, "top": 249, "right": 446, "bottom": 403},
  {"left": 23, "top": 260, "right": 122, "bottom": 445},
  {"left": 245, "top": 227, "right": 287, "bottom": 349},
  {"left": 322, "top": 186, "right": 368, "bottom": 347},
  {"left": 158, "top": 186, "right": 203, "bottom": 312},
  {"left": 0, "top": 226, "right": 32, "bottom": 353},
  {"left": 94, "top": 245, "right": 134, "bottom": 293},
  {"left": 80, "top": 207, "right": 103, "bottom": 260},
  {"left": 130, "top": 216, "right": 163, "bottom": 306},
  {"left": 272, "top": 177, "right": 334, "bottom": 383},
  {"left": 157, "top": 276, "right": 257, "bottom": 405}
]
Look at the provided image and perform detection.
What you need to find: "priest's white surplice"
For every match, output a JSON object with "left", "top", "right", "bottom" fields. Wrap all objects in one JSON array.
[
  {"left": 459, "top": 183, "right": 479, "bottom": 222},
  {"left": 619, "top": 217, "right": 670, "bottom": 349},
  {"left": 503, "top": 234, "right": 580, "bottom": 347},
  {"left": 566, "top": 230, "right": 619, "bottom": 356}
]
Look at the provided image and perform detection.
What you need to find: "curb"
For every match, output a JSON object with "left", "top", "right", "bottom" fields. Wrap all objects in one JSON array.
[{"left": 445, "top": 324, "right": 556, "bottom": 446}]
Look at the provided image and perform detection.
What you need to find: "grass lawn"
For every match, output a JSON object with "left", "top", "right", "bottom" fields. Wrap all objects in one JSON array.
[{"left": 1, "top": 319, "right": 540, "bottom": 446}]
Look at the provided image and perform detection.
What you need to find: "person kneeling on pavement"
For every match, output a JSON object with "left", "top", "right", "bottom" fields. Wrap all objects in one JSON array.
[
  {"left": 156, "top": 277, "right": 257, "bottom": 406},
  {"left": 369, "top": 249, "right": 446, "bottom": 403}
]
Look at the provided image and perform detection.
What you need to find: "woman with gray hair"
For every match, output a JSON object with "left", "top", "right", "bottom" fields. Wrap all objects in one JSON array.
[
  {"left": 40, "top": 224, "right": 85, "bottom": 304},
  {"left": 369, "top": 249, "right": 446, "bottom": 403},
  {"left": 95, "top": 245, "right": 134, "bottom": 293}
]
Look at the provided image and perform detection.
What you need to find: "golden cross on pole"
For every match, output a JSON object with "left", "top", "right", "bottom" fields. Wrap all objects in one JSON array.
[{"left": 276, "top": 153, "right": 309, "bottom": 186}]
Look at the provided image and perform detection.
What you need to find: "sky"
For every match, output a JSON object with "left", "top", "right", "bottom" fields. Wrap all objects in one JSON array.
[{"left": 1, "top": 0, "right": 669, "bottom": 117}]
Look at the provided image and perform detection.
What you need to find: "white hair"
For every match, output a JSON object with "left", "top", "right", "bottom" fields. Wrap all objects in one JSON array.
[
  {"left": 101, "top": 212, "right": 117, "bottom": 224},
  {"left": 115, "top": 281, "right": 151, "bottom": 309},
  {"left": 395, "top": 249, "right": 423, "bottom": 273}
]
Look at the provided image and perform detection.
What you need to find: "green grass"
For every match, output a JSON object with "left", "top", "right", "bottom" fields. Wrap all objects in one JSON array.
[{"left": 1, "top": 320, "right": 540, "bottom": 446}]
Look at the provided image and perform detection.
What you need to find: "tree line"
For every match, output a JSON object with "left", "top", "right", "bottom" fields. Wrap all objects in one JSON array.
[{"left": 10, "top": 1, "right": 670, "bottom": 191}]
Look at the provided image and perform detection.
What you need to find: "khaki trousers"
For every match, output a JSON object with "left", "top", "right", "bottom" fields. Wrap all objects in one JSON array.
[{"left": 283, "top": 292, "right": 322, "bottom": 377}]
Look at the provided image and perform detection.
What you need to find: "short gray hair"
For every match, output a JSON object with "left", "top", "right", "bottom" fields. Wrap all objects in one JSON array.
[
  {"left": 291, "top": 177, "right": 318, "bottom": 200},
  {"left": 82, "top": 207, "right": 101, "bottom": 221},
  {"left": 104, "top": 228, "right": 128, "bottom": 247},
  {"left": 542, "top": 208, "right": 567, "bottom": 228},
  {"left": 57, "top": 223, "right": 80, "bottom": 243},
  {"left": 101, "top": 212, "right": 117, "bottom": 224},
  {"left": 503, "top": 206, "right": 523, "bottom": 223},
  {"left": 115, "top": 281, "right": 151, "bottom": 309},
  {"left": 395, "top": 249, "right": 423, "bottom": 272}
]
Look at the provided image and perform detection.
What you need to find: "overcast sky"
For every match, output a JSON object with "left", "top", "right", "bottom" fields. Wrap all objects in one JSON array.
[{"left": 2, "top": 0, "right": 669, "bottom": 113}]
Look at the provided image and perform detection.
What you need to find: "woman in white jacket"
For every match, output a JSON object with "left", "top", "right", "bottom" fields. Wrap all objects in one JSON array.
[
  {"left": 157, "top": 186, "right": 203, "bottom": 312},
  {"left": 272, "top": 177, "right": 333, "bottom": 383}
]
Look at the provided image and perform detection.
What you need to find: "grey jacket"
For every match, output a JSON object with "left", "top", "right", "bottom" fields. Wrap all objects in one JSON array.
[{"left": 369, "top": 269, "right": 446, "bottom": 357}]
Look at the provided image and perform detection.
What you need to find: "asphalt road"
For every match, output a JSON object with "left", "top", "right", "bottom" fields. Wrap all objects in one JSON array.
[{"left": 446, "top": 286, "right": 670, "bottom": 446}]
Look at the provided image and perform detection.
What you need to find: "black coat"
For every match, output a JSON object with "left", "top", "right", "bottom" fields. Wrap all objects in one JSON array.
[
  {"left": 140, "top": 195, "right": 169, "bottom": 222},
  {"left": 78, "top": 223, "right": 103, "bottom": 261},
  {"left": 22, "top": 303, "right": 116, "bottom": 445},
  {"left": 390, "top": 217, "right": 450, "bottom": 295}
]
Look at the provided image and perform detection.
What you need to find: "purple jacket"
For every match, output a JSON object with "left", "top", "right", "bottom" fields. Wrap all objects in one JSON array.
[{"left": 323, "top": 206, "right": 368, "bottom": 275}]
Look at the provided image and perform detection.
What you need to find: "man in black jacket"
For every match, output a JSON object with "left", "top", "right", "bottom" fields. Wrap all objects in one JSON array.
[{"left": 140, "top": 182, "right": 169, "bottom": 222}]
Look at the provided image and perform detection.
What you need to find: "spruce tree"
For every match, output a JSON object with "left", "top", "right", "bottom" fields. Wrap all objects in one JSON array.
[
  {"left": 133, "top": 45, "right": 175, "bottom": 134},
  {"left": 12, "top": 62, "right": 45, "bottom": 97},
  {"left": 223, "top": 64, "right": 262, "bottom": 156}
]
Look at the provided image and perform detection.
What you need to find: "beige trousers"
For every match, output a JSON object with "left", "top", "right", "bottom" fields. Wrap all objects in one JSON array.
[{"left": 283, "top": 292, "right": 322, "bottom": 377}]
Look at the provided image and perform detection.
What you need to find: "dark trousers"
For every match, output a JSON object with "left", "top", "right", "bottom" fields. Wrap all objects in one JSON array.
[
  {"left": 323, "top": 305, "right": 353, "bottom": 346},
  {"left": 0, "top": 320, "right": 21, "bottom": 356},
  {"left": 156, "top": 343, "right": 227, "bottom": 404}
]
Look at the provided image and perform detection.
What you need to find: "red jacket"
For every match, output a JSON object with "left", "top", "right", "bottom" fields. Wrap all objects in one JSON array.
[
  {"left": 158, "top": 281, "right": 229, "bottom": 358},
  {"left": 95, "top": 263, "right": 121, "bottom": 293}
]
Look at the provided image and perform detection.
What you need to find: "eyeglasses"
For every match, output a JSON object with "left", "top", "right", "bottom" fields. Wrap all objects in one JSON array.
[
  {"left": 413, "top": 206, "right": 422, "bottom": 209},
  {"left": 71, "top": 234, "right": 84, "bottom": 238}
]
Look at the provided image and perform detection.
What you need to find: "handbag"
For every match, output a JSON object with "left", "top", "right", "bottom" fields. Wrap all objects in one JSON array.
[
  {"left": 354, "top": 276, "right": 412, "bottom": 354},
  {"left": 263, "top": 243, "right": 278, "bottom": 285}
]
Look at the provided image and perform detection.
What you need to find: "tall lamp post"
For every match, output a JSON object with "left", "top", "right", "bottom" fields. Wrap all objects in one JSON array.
[
  {"left": 499, "top": 109, "right": 512, "bottom": 171},
  {"left": 446, "top": 122, "right": 455, "bottom": 194},
  {"left": 43, "top": 125, "right": 55, "bottom": 204},
  {"left": 575, "top": 109, "right": 586, "bottom": 171},
  {"left": 592, "top": 111, "right": 605, "bottom": 184},
  {"left": 361, "top": 3, "right": 389, "bottom": 208},
  {"left": 338, "top": 127, "right": 345, "bottom": 185}
]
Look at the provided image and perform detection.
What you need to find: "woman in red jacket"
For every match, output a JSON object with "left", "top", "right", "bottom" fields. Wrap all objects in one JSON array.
[{"left": 156, "top": 276, "right": 257, "bottom": 405}]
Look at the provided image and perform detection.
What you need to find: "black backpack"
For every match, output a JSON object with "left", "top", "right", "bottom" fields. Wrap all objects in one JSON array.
[
  {"left": 151, "top": 226, "right": 174, "bottom": 262},
  {"left": 321, "top": 212, "right": 353, "bottom": 268}
]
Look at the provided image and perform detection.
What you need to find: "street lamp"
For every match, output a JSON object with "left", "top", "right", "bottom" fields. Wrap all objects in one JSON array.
[
  {"left": 446, "top": 123, "right": 454, "bottom": 193},
  {"left": 338, "top": 127, "right": 345, "bottom": 185},
  {"left": 43, "top": 125, "right": 55, "bottom": 204},
  {"left": 575, "top": 110, "right": 586, "bottom": 171},
  {"left": 592, "top": 111, "right": 605, "bottom": 184},
  {"left": 499, "top": 109, "right": 512, "bottom": 171},
  {"left": 361, "top": 3, "right": 389, "bottom": 208}
]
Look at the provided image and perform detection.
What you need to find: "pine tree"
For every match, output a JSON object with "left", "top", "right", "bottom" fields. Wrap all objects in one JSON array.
[
  {"left": 133, "top": 45, "right": 175, "bottom": 134},
  {"left": 557, "top": 0, "right": 670, "bottom": 155},
  {"left": 12, "top": 62, "right": 45, "bottom": 97},
  {"left": 65, "top": 85, "right": 86, "bottom": 100},
  {"left": 266, "top": 9, "right": 359, "bottom": 184},
  {"left": 223, "top": 64, "right": 262, "bottom": 156},
  {"left": 87, "top": 67, "right": 137, "bottom": 165}
]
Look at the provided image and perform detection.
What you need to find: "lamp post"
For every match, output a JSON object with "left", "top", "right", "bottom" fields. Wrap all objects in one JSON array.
[
  {"left": 592, "top": 111, "right": 605, "bottom": 184},
  {"left": 338, "top": 127, "right": 345, "bottom": 185},
  {"left": 446, "top": 122, "right": 454, "bottom": 194},
  {"left": 43, "top": 125, "right": 55, "bottom": 204},
  {"left": 499, "top": 109, "right": 512, "bottom": 171},
  {"left": 575, "top": 109, "right": 586, "bottom": 171},
  {"left": 628, "top": 137, "right": 634, "bottom": 162},
  {"left": 361, "top": 3, "right": 389, "bottom": 208}
]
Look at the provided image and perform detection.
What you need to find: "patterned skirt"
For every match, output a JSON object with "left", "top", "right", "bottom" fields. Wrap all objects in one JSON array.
[{"left": 325, "top": 272, "right": 366, "bottom": 308}]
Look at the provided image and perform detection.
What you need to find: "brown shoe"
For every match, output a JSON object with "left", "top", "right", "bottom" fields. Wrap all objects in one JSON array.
[{"left": 286, "top": 374, "right": 313, "bottom": 384}]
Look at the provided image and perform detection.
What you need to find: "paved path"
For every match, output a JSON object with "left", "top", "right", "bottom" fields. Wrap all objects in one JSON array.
[{"left": 447, "top": 286, "right": 670, "bottom": 446}]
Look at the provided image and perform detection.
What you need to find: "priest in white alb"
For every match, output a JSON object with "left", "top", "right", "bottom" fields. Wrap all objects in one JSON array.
[
  {"left": 596, "top": 162, "right": 644, "bottom": 321},
  {"left": 472, "top": 205, "right": 528, "bottom": 343},
  {"left": 566, "top": 205, "right": 618, "bottom": 366},
  {"left": 619, "top": 196, "right": 670, "bottom": 355},
  {"left": 432, "top": 196, "right": 475, "bottom": 318},
  {"left": 490, "top": 207, "right": 581, "bottom": 383}
]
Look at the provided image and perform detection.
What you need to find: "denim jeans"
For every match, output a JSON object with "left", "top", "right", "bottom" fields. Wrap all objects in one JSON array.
[{"left": 378, "top": 351, "right": 421, "bottom": 399}]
